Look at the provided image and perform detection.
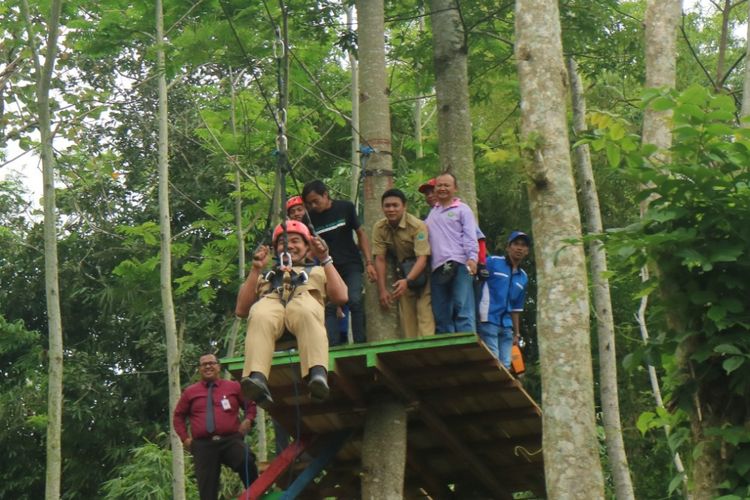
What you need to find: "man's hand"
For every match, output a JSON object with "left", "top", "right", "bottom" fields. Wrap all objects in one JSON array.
[
  {"left": 365, "top": 262, "right": 378, "bottom": 282},
  {"left": 379, "top": 289, "right": 393, "bottom": 309},
  {"left": 239, "top": 419, "right": 253, "bottom": 435},
  {"left": 183, "top": 438, "right": 193, "bottom": 452},
  {"left": 309, "top": 236, "right": 329, "bottom": 261},
  {"left": 391, "top": 279, "right": 408, "bottom": 300},
  {"left": 466, "top": 259, "right": 477, "bottom": 276},
  {"left": 252, "top": 245, "right": 271, "bottom": 271},
  {"left": 513, "top": 333, "right": 520, "bottom": 346}
]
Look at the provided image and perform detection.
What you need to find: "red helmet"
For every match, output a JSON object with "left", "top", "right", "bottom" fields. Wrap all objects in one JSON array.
[
  {"left": 286, "top": 195, "right": 303, "bottom": 212},
  {"left": 273, "top": 220, "right": 311, "bottom": 245},
  {"left": 418, "top": 178, "right": 436, "bottom": 193}
]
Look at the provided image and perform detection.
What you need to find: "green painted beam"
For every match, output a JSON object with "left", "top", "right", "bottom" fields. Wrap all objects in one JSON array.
[{"left": 222, "top": 332, "right": 478, "bottom": 373}]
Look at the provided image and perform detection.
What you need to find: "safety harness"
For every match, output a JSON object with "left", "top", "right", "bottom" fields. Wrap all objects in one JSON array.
[{"left": 262, "top": 262, "right": 315, "bottom": 306}]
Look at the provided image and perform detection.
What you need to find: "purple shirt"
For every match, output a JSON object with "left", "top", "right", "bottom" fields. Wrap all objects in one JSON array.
[
  {"left": 425, "top": 198, "right": 479, "bottom": 270},
  {"left": 173, "top": 378, "right": 256, "bottom": 441}
]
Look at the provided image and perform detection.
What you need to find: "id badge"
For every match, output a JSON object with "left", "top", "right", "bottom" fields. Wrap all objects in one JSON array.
[{"left": 221, "top": 397, "right": 231, "bottom": 411}]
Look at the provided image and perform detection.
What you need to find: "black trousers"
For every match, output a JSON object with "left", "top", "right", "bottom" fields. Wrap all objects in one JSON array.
[{"left": 192, "top": 433, "right": 258, "bottom": 500}]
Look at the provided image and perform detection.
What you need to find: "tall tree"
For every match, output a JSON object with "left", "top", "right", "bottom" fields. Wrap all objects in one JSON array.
[
  {"left": 742, "top": 1, "right": 750, "bottom": 117},
  {"left": 429, "top": 0, "right": 477, "bottom": 213},
  {"left": 347, "top": 5, "right": 361, "bottom": 202},
  {"left": 568, "top": 57, "right": 635, "bottom": 500},
  {"left": 355, "top": 0, "right": 406, "bottom": 497},
  {"left": 155, "top": 0, "right": 186, "bottom": 497},
  {"left": 515, "top": 1, "right": 605, "bottom": 497},
  {"left": 642, "top": 0, "right": 681, "bottom": 162},
  {"left": 20, "top": 0, "right": 65, "bottom": 497},
  {"left": 641, "top": 0, "right": 689, "bottom": 491}
]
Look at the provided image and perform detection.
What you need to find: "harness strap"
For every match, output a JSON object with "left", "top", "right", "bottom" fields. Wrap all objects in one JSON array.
[{"left": 263, "top": 264, "right": 314, "bottom": 306}]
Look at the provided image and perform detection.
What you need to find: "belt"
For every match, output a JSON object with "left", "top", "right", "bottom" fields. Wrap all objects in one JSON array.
[{"left": 211, "top": 435, "right": 222, "bottom": 441}]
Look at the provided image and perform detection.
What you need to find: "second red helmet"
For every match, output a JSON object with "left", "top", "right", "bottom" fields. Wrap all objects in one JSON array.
[{"left": 286, "top": 195, "right": 304, "bottom": 211}]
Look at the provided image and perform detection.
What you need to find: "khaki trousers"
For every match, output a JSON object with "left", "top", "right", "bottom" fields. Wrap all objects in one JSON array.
[
  {"left": 242, "top": 292, "right": 328, "bottom": 379},
  {"left": 398, "top": 280, "right": 435, "bottom": 338}
]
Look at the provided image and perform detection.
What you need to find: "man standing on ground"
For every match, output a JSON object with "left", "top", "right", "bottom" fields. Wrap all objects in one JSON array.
[
  {"left": 173, "top": 354, "right": 258, "bottom": 500},
  {"left": 302, "top": 180, "right": 376, "bottom": 345},
  {"left": 477, "top": 231, "right": 530, "bottom": 368},
  {"left": 372, "top": 188, "right": 435, "bottom": 337},
  {"left": 425, "top": 172, "right": 479, "bottom": 333}
]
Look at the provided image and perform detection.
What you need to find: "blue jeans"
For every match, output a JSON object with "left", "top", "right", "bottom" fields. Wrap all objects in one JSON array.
[
  {"left": 326, "top": 265, "right": 364, "bottom": 345},
  {"left": 477, "top": 322, "right": 513, "bottom": 368},
  {"left": 431, "top": 263, "right": 476, "bottom": 334}
]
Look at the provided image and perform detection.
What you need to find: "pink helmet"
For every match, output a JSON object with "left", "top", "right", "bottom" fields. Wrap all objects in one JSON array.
[{"left": 272, "top": 220, "right": 311, "bottom": 245}]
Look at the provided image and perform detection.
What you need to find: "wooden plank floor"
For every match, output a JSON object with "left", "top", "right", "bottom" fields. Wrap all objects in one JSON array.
[{"left": 224, "top": 333, "right": 545, "bottom": 499}]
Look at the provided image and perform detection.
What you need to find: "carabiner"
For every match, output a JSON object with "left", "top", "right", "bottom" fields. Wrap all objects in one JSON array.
[{"left": 278, "top": 251, "right": 293, "bottom": 271}]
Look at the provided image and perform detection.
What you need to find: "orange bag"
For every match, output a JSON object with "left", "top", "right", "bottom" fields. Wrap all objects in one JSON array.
[{"left": 511, "top": 344, "right": 525, "bottom": 375}]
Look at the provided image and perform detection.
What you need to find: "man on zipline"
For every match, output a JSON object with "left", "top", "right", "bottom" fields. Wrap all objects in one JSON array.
[
  {"left": 235, "top": 221, "right": 348, "bottom": 406},
  {"left": 302, "top": 180, "right": 376, "bottom": 345}
]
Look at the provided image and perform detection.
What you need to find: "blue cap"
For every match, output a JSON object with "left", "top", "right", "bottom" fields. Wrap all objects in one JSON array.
[{"left": 507, "top": 230, "right": 531, "bottom": 245}]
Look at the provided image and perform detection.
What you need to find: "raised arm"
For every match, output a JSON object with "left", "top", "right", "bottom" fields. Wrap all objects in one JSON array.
[
  {"left": 310, "top": 236, "right": 348, "bottom": 305},
  {"left": 235, "top": 245, "right": 270, "bottom": 318}
]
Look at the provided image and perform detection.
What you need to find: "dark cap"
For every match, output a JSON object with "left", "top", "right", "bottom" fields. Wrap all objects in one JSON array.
[{"left": 507, "top": 230, "right": 531, "bottom": 245}]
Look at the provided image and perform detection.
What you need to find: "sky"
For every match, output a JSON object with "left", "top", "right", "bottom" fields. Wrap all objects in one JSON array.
[{"left": 0, "top": 0, "right": 740, "bottom": 211}]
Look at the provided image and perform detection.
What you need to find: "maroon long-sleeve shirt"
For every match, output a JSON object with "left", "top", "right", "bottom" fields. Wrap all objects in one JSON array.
[{"left": 173, "top": 378, "right": 257, "bottom": 441}]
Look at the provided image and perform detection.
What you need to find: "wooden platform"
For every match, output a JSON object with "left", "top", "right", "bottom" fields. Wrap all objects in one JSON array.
[{"left": 224, "top": 333, "right": 545, "bottom": 499}]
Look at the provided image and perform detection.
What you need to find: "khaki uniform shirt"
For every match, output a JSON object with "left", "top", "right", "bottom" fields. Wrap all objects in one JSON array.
[{"left": 372, "top": 212, "right": 430, "bottom": 262}]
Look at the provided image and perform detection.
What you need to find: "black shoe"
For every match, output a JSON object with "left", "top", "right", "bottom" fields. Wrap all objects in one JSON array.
[
  {"left": 241, "top": 373, "right": 274, "bottom": 409},
  {"left": 307, "top": 366, "right": 329, "bottom": 402}
]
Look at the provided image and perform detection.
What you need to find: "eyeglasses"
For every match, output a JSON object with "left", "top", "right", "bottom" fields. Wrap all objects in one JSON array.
[{"left": 199, "top": 361, "right": 218, "bottom": 368}]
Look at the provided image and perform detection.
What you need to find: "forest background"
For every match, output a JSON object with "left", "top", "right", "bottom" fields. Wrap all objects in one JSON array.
[{"left": 1, "top": 0, "right": 749, "bottom": 498}]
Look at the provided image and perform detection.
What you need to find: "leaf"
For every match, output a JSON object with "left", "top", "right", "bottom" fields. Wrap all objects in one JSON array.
[
  {"left": 706, "top": 123, "right": 734, "bottom": 137},
  {"left": 609, "top": 122, "right": 626, "bottom": 141},
  {"left": 706, "top": 110, "right": 734, "bottom": 122},
  {"left": 636, "top": 411, "right": 656, "bottom": 435},
  {"left": 707, "top": 305, "right": 727, "bottom": 323},
  {"left": 723, "top": 356, "right": 745, "bottom": 375},
  {"left": 732, "top": 447, "right": 750, "bottom": 476},
  {"left": 680, "top": 84, "right": 709, "bottom": 106},
  {"left": 715, "top": 344, "right": 742, "bottom": 356},
  {"left": 650, "top": 96, "right": 675, "bottom": 111},
  {"left": 709, "top": 244, "right": 743, "bottom": 263},
  {"left": 668, "top": 474, "right": 685, "bottom": 496},
  {"left": 605, "top": 143, "right": 621, "bottom": 167}
]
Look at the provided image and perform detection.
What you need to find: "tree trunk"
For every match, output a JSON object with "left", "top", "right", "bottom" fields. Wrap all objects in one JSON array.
[
  {"left": 568, "top": 57, "right": 635, "bottom": 500},
  {"left": 641, "top": 2, "right": 692, "bottom": 496},
  {"left": 355, "top": 0, "right": 406, "bottom": 497},
  {"left": 741, "top": 1, "right": 750, "bottom": 117},
  {"left": 642, "top": 0, "right": 681, "bottom": 155},
  {"left": 347, "top": 6, "right": 360, "bottom": 203},
  {"left": 428, "top": 0, "right": 477, "bottom": 214},
  {"left": 155, "top": 1, "right": 186, "bottom": 498},
  {"left": 515, "top": 2, "right": 605, "bottom": 498},
  {"left": 21, "top": 0, "right": 65, "bottom": 497},
  {"left": 414, "top": 7, "right": 426, "bottom": 160},
  {"left": 715, "top": 0, "right": 731, "bottom": 90},
  {"left": 361, "top": 395, "right": 407, "bottom": 500}
]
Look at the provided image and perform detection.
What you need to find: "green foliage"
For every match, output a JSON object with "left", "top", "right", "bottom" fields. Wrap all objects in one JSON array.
[
  {"left": 0, "top": 315, "right": 46, "bottom": 499},
  {"left": 101, "top": 438, "right": 199, "bottom": 500},
  {"left": 597, "top": 85, "right": 750, "bottom": 497}
]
